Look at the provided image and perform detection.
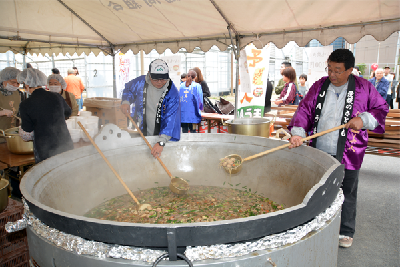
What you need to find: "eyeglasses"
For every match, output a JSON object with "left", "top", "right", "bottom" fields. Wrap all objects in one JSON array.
[
  {"left": 151, "top": 78, "right": 166, "bottom": 82},
  {"left": 325, "top": 67, "right": 346, "bottom": 76}
]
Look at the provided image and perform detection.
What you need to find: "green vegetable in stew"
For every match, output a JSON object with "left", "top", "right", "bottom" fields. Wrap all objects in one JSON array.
[{"left": 84, "top": 185, "right": 284, "bottom": 224}]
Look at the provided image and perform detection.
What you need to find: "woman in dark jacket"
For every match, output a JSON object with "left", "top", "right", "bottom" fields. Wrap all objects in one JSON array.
[
  {"left": 17, "top": 68, "right": 73, "bottom": 163},
  {"left": 193, "top": 67, "right": 211, "bottom": 98}
]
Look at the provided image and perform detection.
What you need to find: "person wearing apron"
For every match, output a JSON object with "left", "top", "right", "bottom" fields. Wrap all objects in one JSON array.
[{"left": 0, "top": 67, "right": 27, "bottom": 143}]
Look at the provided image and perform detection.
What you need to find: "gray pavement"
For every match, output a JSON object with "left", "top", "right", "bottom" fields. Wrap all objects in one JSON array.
[{"left": 337, "top": 154, "right": 400, "bottom": 267}]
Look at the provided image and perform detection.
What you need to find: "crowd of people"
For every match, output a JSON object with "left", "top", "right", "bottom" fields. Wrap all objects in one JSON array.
[
  {"left": 270, "top": 61, "right": 399, "bottom": 110},
  {"left": 0, "top": 66, "right": 85, "bottom": 163}
]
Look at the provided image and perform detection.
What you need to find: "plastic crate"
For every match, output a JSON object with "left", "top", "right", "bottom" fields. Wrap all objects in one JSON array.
[
  {"left": 1, "top": 198, "right": 29, "bottom": 262},
  {"left": 1, "top": 247, "right": 30, "bottom": 267},
  {"left": 0, "top": 198, "right": 24, "bottom": 238},
  {"left": 1, "top": 230, "right": 28, "bottom": 257}
]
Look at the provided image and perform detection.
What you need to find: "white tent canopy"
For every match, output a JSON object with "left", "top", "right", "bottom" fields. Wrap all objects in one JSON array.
[{"left": 0, "top": 0, "right": 399, "bottom": 56}]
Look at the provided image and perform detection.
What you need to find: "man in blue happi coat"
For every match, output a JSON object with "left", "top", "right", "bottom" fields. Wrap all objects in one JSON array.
[{"left": 121, "top": 59, "right": 181, "bottom": 158}]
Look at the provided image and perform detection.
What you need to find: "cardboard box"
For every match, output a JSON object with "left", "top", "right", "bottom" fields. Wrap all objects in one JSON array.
[{"left": 83, "top": 97, "right": 127, "bottom": 129}]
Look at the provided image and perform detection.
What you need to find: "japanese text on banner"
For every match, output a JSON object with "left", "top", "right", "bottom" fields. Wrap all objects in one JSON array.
[{"left": 237, "top": 44, "right": 270, "bottom": 118}]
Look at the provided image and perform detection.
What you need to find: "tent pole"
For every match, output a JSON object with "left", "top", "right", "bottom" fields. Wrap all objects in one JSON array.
[
  {"left": 228, "top": 26, "right": 240, "bottom": 119},
  {"left": 234, "top": 37, "right": 240, "bottom": 119},
  {"left": 377, "top": 42, "right": 381, "bottom": 65},
  {"left": 51, "top": 53, "right": 56, "bottom": 69},
  {"left": 23, "top": 50, "right": 26, "bottom": 69},
  {"left": 112, "top": 48, "right": 117, "bottom": 98},
  {"left": 231, "top": 49, "right": 234, "bottom": 96},
  {"left": 140, "top": 50, "right": 145, "bottom": 75},
  {"left": 394, "top": 33, "right": 400, "bottom": 80}
]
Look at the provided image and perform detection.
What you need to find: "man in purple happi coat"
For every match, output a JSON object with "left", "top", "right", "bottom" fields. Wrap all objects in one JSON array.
[{"left": 288, "top": 49, "right": 388, "bottom": 248}]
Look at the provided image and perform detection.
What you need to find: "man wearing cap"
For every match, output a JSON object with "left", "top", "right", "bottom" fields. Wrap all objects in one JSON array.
[{"left": 121, "top": 59, "right": 181, "bottom": 158}]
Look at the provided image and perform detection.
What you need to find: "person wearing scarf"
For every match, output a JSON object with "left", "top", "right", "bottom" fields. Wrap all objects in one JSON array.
[
  {"left": 121, "top": 59, "right": 181, "bottom": 158},
  {"left": 288, "top": 49, "right": 388, "bottom": 248}
]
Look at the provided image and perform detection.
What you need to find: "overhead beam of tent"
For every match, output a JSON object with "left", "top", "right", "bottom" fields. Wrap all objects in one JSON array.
[{"left": 0, "top": 0, "right": 399, "bottom": 55}]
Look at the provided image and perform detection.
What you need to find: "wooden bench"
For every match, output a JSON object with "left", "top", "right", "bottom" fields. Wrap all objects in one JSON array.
[{"left": 366, "top": 109, "right": 400, "bottom": 156}]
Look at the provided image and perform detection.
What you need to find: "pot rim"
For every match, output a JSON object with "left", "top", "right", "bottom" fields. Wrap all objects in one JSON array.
[
  {"left": 2, "top": 127, "right": 20, "bottom": 136},
  {"left": 226, "top": 117, "right": 271, "bottom": 125},
  {"left": 0, "top": 178, "right": 9, "bottom": 191}
]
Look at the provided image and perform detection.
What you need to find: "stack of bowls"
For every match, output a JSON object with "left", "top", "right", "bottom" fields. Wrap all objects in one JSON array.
[
  {"left": 66, "top": 117, "right": 75, "bottom": 129},
  {"left": 86, "top": 116, "right": 100, "bottom": 134},
  {"left": 75, "top": 116, "right": 87, "bottom": 129},
  {"left": 79, "top": 110, "right": 92, "bottom": 117},
  {"left": 85, "top": 122, "right": 98, "bottom": 135},
  {"left": 69, "top": 129, "right": 82, "bottom": 143},
  {"left": 81, "top": 128, "right": 95, "bottom": 142}
]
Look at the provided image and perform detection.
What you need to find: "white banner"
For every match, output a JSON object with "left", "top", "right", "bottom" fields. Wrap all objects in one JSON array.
[
  {"left": 116, "top": 52, "right": 136, "bottom": 99},
  {"left": 161, "top": 55, "right": 182, "bottom": 89},
  {"left": 306, "top": 46, "right": 333, "bottom": 87},
  {"left": 237, "top": 43, "right": 270, "bottom": 118}
]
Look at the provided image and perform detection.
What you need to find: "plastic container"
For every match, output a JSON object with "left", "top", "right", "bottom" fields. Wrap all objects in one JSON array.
[
  {"left": 79, "top": 111, "right": 92, "bottom": 117},
  {"left": 68, "top": 129, "right": 81, "bottom": 143},
  {"left": 81, "top": 128, "right": 95, "bottom": 142},
  {"left": 75, "top": 117, "right": 87, "bottom": 129},
  {"left": 66, "top": 119, "right": 75, "bottom": 130},
  {"left": 86, "top": 116, "right": 99, "bottom": 125},
  {"left": 85, "top": 122, "right": 98, "bottom": 135},
  {"left": 84, "top": 122, "right": 97, "bottom": 130},
  {"left": 69, "top": 116, "right": 78, "bottom": 123}
]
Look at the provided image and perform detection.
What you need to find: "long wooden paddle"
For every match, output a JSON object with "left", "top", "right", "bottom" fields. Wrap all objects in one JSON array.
[{"left": 77, "top": 121, "right": 151, "bottom": 210}]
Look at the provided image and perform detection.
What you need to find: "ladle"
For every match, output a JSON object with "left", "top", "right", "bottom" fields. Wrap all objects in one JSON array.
[
  {"left": 77, "top": 121, "right": 151, "bottom": 211},
  {"left": 222, "top": 124, "right": 347, "bottom": 174},
  {"left": 127, "top": 115, "right": 189, "bottom": 194}
]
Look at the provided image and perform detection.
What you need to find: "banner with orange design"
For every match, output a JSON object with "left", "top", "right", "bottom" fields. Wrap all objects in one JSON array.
[{"left": 237, "top": 43, "right": 270, "bottom": 118}]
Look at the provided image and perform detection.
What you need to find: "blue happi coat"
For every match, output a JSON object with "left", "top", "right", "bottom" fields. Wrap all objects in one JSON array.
[
  {"left": 121, "top": 75, "right": 181, "bottom": 141},
  {"left": 180, "top": 81, "right": 203, "bottom": 123}
]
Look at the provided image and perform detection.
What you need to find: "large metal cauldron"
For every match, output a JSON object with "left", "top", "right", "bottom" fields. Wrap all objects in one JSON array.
[{"left": 21, "top": 124, "right": 343, "bottom": 256}]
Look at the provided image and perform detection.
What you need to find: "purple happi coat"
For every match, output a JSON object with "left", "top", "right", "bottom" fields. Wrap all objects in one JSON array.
[{"left": 288, "top": 75, "right": 388, "bottom": 170}]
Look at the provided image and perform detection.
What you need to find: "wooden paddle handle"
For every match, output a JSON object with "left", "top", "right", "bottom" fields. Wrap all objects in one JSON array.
[
  {"left": 77, "top": 121, "right": 140, "bottom": 205},
  {"left": 127, "top": 116, "right": 173, "bottom": 178},
  {"left": 243, "top": 124, "right": 347, "bottom": 162}
]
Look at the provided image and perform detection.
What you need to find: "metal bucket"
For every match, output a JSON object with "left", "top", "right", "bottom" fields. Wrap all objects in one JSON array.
[
  {"left": 0, "top": 127, "right": 34, "bottom": 154},
  {"left": 224, "top": 117, "right": 271, "bottom": 137}
]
